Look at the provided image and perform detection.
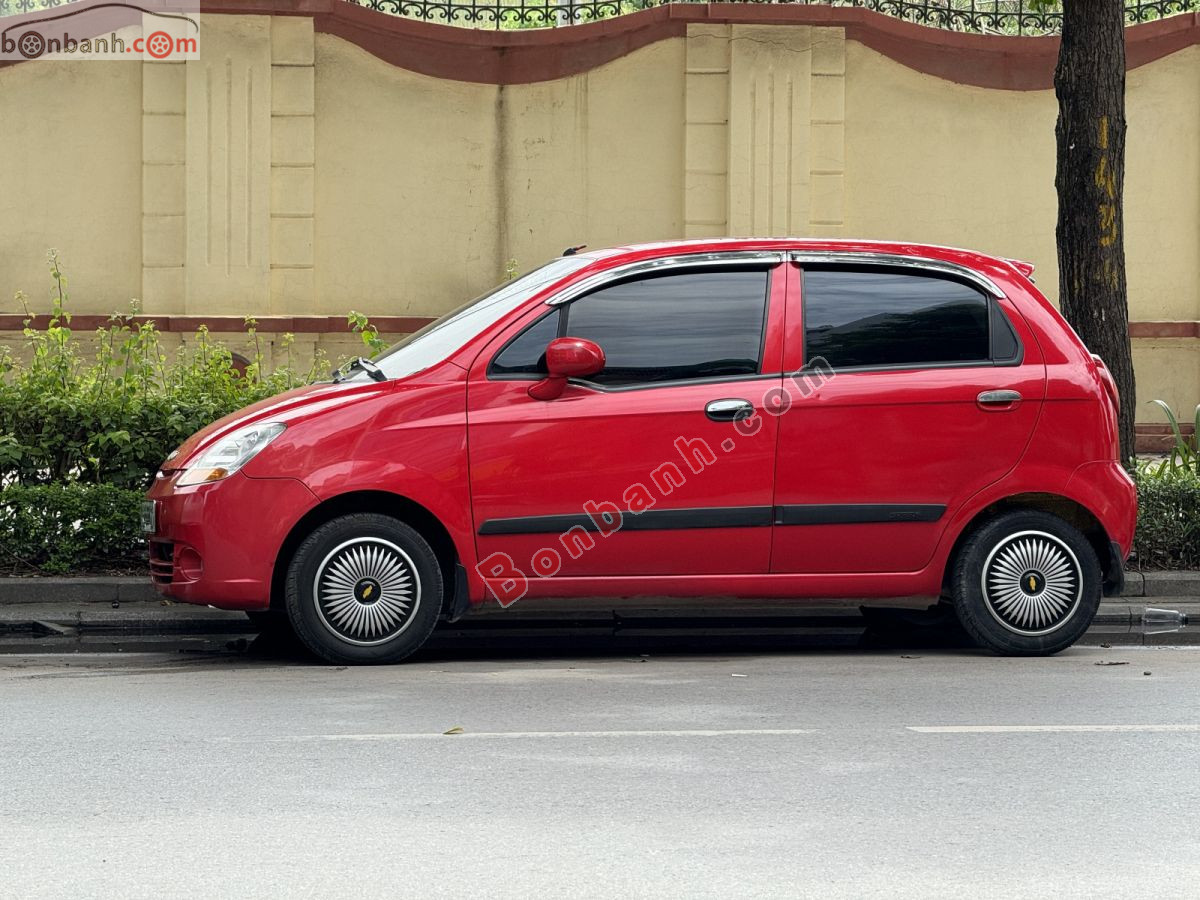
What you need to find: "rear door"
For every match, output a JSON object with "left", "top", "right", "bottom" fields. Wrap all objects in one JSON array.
[{"left": 771, "top": 260, "right": 1044, "bottom": 574}]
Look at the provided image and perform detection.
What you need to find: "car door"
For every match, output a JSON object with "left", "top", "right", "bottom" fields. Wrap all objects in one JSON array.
[
  {"left": 467, "top": 257, "right": 786, "bottom": 587},
  {"left": 770, "top": 260, "right": 1044, "bottom": 575}
]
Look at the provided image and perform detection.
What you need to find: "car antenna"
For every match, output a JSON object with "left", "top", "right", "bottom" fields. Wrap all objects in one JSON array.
[{"left": 562, "top": 244, "right": 587, "bottom": 256}]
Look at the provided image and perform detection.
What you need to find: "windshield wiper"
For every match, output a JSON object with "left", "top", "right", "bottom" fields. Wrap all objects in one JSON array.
[{"left": 331, "top": 356, "right": 387, "bottom": 384}]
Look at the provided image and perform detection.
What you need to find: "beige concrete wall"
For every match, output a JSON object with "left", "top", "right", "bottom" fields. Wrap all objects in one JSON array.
[
  {"left": 313, "top": 31, "right": 687, "bottom": 312},
  {"left": 1125, "top": 46, "right": 1200, "bottom": 323},
  {"left": 844, "top": 41, "right": 1059, "bottom": 290},
  {"left": 0, "top": 12, "right": 1196, "bottom": 422},
  {"left": 0, "top": 60, "right": 143, "bottom": 310},
  {"left": 314, "top": 35, "right": 501, "bottom": 317}
]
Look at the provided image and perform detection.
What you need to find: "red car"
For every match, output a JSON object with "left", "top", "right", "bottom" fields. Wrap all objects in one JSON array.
[{"left": 145, "top": 239, "right": 1136, "bottom": 664}]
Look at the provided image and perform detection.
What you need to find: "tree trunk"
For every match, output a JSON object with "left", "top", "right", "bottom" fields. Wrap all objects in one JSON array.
[{"left": 1054, "top": 0, "right": 1135, "bottom": 463}]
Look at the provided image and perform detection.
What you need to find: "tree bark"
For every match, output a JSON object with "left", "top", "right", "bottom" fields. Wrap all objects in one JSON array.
[{"left": 1054, "top": 0, "right": 1135, "bottom": 462}]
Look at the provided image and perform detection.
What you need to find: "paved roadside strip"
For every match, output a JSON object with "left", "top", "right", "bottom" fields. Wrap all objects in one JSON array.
[
  {"left": 0, "top": 570, "right": 1192, "bottom": 606},
  {"left": 0, "top": 600, "right": 251, "bottom": 636},
  {"left": 0, "top": 572, "right": 1195, "bottom": 645}
]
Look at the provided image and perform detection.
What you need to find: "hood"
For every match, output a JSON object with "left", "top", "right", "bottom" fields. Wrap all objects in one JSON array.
[{"left": 161, "top": 380, "right": 390, "bottom": 472}]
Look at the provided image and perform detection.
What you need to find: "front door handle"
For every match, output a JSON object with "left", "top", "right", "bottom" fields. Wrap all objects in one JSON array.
[
  {"left": 705, "top": 398, "right": 753, "bottom": 422},
  {"left": 977, "top": 389, "right": 1022, "bottom": 409}
]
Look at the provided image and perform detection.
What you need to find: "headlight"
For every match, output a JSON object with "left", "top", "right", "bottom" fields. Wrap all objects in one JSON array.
[{"left": 177, "top": 423, "right": 286, "bottom": 486}]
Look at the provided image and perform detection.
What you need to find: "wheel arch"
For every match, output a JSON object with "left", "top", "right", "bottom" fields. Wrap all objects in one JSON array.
[
  {"left": 270, "top": 490, "right": 465, "bottom": 616},
  {"left": 941, "top": 492, "right": 1118, "bottom": 596}
]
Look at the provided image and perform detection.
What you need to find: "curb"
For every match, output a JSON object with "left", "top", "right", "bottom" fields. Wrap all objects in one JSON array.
[
  {"left": 0, "top": 577, "right": 159, "bottom": 606},
  {"left": 0, "top": 571, "right": 1197, "bottom": 605},
  {"left": 0, "top": 601, "right": 251, "bottom": 636},
  {"left": 1121, "top": 570, "right": 1200, "bottom": 598},
  {"left": 0, "top": 576, "right": 1196, "bottom": 647},
  {"left": 0, "top": 597, "right": 1196, "bottom": 646}
]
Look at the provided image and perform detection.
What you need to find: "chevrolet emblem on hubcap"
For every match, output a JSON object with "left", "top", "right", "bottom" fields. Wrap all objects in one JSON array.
[{"left": 354, "top": 578, "right": 382, "bottom": 604}]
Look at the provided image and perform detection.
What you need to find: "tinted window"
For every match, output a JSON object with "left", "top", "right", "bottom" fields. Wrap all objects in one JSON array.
[
  {"left": 563, "top": 269, "right": 769, "bottom": 386},
  {"left": 803, "top": 269, "right": 989, "bottom": 369},
  {"left": 491, "top": 311, "right": 560, "bottom": 376},
  {"left": 991, "top": 302, "right": 1020, "bottom": 361}
]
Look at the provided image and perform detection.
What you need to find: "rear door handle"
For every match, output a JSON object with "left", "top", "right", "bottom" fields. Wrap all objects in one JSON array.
[
  {"left": 705, "top": 399, "right": 753, "bottom": 422},
  {"left": 977, "top": 389, "right": 1022, "bottom": 409}
]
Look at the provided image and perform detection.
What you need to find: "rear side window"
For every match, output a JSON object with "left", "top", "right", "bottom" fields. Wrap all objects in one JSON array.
[
  {"left": 491, "top": 268, "right": 771, "bottom": 387},
  {"left": 803, "top": 269, "right": 990, "bottom": 369}
]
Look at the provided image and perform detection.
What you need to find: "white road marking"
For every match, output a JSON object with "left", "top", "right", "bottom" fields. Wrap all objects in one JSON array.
[
  {"left": 908, "top": 724, "right": 1200, "bottom": 734},
  {"left": 314, "top": 728, "right": 820, "bottom": 741}
]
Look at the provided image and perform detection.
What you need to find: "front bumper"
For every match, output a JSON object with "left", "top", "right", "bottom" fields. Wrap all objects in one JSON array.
[{"left": 145, "top": 471, "right": 320, "bottom": 610}]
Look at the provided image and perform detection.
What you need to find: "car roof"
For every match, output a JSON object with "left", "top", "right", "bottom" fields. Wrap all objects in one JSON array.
[
  {"left": 572, "top": 237, "right": 1008, "bottom": 266},
  {"left": 563, "top": 237, "right": 1027, "bottom": 299}
]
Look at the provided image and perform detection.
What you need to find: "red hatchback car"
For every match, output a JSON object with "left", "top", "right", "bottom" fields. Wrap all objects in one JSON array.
[{"left": 145, "top": 239, "right": 1136, "bottom": 663}]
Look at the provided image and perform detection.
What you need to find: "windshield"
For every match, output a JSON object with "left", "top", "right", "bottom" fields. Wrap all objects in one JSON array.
[{"left": 357, "top": 257, "right": 592, "bottom": 381}]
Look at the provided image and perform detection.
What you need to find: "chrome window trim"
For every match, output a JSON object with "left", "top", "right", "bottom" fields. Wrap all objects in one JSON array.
[
  {"left": 543, "top": 251, "right": 785, "bottom": 307},
  {"left": 788, "top": 251, "right": 1005, "bottom": 298}
]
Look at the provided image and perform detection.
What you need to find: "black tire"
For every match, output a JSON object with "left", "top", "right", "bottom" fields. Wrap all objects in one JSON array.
[
  {"left": 951, "top": 510, "right": 1102, "bottom": 656},
  {"left": 285, "top": 513, "right": 443, "bottom": 664}
]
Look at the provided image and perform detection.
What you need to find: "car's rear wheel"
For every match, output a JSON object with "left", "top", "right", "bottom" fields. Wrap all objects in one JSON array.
[
  {"left": 285, "top": 513, "right": 443, "bottom": 664},
  {"left": 951, "top": 510, "right": 1101, "bottom": 656}
]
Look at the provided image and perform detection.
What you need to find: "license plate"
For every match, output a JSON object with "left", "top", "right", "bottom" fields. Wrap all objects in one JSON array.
[{"left": 141, "top": 500, "right": 157, "bottom": 535}]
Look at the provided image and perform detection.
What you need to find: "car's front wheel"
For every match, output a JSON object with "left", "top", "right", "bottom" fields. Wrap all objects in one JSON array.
[
  {"left": 285, "top": 513, "right": 443, "bottom": 664},
  {"left": 951, "top": 510, "right": 1102, "bottom": 656}
]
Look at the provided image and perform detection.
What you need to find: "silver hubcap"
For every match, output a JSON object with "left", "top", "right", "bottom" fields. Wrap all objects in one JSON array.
[
  {"left": 313, "top": 537, "right": 420, "bottom": 646},
  {"left": 981, "top": 530, "right": 1082, "bottom": 636}
]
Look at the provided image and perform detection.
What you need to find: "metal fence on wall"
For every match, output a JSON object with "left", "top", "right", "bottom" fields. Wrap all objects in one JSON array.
[
  {"left": 346, "top": 0, "right": 1197, "bottom": 34},
  {"left": 0, "top": 0, "right": 1196, "bottom": 35}
]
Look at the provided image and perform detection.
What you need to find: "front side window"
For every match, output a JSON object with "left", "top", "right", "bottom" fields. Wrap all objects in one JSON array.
[
  {"left": 802, "top": 268, "right": 990, "bottom": 369},
  {"left": 563, "top": 268, "right": 769, "bottom": 387},
  {"left": 490, "top": 311, "right": 559, "bottom": 377},
  {"left": 491, "top": 267, "right": 771, "bottom": 387}
]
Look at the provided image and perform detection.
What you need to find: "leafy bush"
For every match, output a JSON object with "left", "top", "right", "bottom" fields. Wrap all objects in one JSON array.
[
  {"left": 0, "top": 484, "right": 145, "bottom": 574},
  {"left": 1132, "top": 469, "right": 1200, "bottom": 570},
  {"left": 1144, "top": 399, "right": 1199, "bottom": 479},
  {"left": 0, "top": 251, "right": 330, "bottom": 490},
  {"left": 0, "top": 252, "right": 404, "bottom": 574}
]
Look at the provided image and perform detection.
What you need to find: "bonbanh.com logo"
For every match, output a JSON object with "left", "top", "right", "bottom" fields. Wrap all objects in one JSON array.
[{"left": 0, "top": 0, "right": 199, "bottom": 61}]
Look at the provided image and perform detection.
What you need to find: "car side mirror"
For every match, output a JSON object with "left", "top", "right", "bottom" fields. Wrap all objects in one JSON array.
[{"left": 528, "top": 337, "right": 605, "bottom": 400}]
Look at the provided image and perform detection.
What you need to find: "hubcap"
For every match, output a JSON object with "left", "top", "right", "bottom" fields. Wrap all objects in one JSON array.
[
  {"left": 981, "top": 530, "right": 1082, "bottom": 636},
  {"left": 313, "top": 538, "right": 421, "bottom": 645}
]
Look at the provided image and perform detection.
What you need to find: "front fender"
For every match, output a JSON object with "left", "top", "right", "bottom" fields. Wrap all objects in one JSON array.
[{"left": 301, "top": 456, "right": 480, "bottom": 589}]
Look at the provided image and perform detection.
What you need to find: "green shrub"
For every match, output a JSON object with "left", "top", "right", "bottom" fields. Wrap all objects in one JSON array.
[
  {"left": 1145, "top": 399, "right": 1199, "bottom": 478},
  {"left": 0, "top": 251, "right": 333, "bottom": 490},
  {"left": 0, "top": 252, "right": 404, "bottom": 574},
  {"left": 1133, "top": 470, "right": 1200, "bottom": 570},
  {"left": 0, "top": 484, "right": 145, "bottom": 574}
]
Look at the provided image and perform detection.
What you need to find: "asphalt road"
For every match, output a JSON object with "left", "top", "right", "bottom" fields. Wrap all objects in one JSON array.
[{"left": 2, "top": 640, "right": 1199, "bottom": 899}]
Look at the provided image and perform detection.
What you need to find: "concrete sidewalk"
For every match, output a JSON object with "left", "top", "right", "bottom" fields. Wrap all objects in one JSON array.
[
  {"left": 0, "top": 573, "right": 1195, "bottom": 646},
  {"left": 0, "top": 570, "right": 1195, "bottom": 606}
]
